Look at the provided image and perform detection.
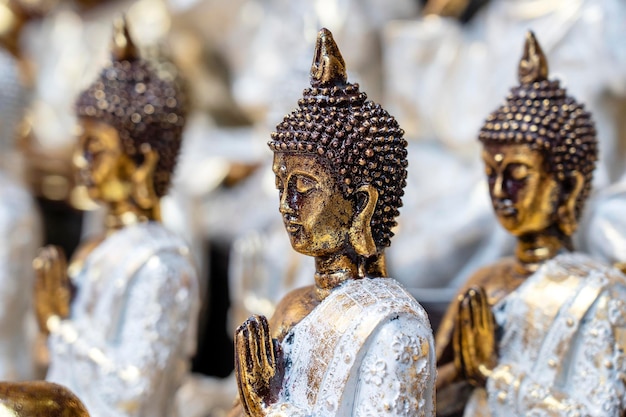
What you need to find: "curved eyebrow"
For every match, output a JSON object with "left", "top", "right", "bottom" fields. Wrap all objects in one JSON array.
[
  {"left": 289, "top": 171, "right": 319, "bottom": 182},
  {"left": 482, "top": 150, "right": 536, "bottom": 169}
]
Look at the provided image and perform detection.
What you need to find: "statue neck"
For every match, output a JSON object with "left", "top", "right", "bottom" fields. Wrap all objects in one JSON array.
[
  {"left": 515, "top": 230, "right": 569, "bottom": 273},
  {"left": 314, "top": 251, "right": 387, "bottom": 300},
  {"left": 105, "top": 200, "right": 160, "bottom": 235}
]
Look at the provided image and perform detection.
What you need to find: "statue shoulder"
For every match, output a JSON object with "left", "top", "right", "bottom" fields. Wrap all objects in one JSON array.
[
  {"left": 463, "top": 257, "right": 521, "bottom": 306},
  {"left": 269, "top": 285, "right": 319, "bottom": 342}
]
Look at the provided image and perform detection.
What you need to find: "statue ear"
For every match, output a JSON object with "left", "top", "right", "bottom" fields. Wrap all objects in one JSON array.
[
  {"left": 131, "top": 143, "right": 159, "bottom": 210},
  {"left": 349, "top": 185, "right": 378, "bottom": 257},
  {"left": 557, "top": 171, "right": 584, "bottom": 236}
]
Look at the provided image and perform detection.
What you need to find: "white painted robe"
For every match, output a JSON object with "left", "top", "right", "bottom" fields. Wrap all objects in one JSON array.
[
  {"left": 0, "top": 171, "right": 39, "bottom": 380},
  {"left": 0, "top": 46, "right": 39, "bottom": 381},
  {"left": 464, "top": 253, "right": 626, "bottom": 417},
  {"left": 46, "top": 222, "right": 199, "bottom": 417},
  {"left": 266, "top": 277, "right": 435, "bottom": 417}
]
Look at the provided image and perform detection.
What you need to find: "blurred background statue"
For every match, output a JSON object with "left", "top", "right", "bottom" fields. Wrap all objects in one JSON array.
[
  {"left": 33, "top": 19, "right": 199, "bottom": 417},
  {"left": 437, "top": 32, "right": 626, "bottom": 417},
  {"left": 382, "top": 0, "right": 626, "bottom": 323}
]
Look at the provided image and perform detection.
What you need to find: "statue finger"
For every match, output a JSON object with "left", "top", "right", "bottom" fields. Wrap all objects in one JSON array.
[
  {"left": 467, "top": 287, "right": 485, "bottom": 331},
  {"left": 43, "top": 246, "right": 62, "bottom": 291},
  {"left": 234, "top": 345, "right": 252, "bottom": 416},
  {"left": 258, "top": 315, "right": 275, "bottom": 369},
  {"left": 472, "top": 287, "right": 491, "bottom": 333},
  {"left": 235, "top": 322, "right": 253, "bottom": 376},
  {"left": 51, "top": 247, "right": 69, "bottom": 290},
  {"left": 452, "top": 305, "right": 464, "bottom": 373},
  {"left": 246, "top": 318, "right": 262, "bottom": 375},
  {"left": 459, "top": 293, "right": 478, "bottom": 379},
  {"left": 33, "top": 247, "right": 52, "bottom": 289}
]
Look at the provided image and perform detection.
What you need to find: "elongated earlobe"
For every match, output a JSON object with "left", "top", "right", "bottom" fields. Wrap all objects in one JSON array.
[
  {"left": 131, "top": 144, "right": 159, "bottom": 210},
  {"left": 349, "top": 185, "right": 378, "bottom": 257},
  {"left": 557, "top": 171, "right": 584, "bottom": 237}
]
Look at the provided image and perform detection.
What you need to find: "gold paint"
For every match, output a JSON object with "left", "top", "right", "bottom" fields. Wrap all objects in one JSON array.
[
  {"left": 273, "top": 153, "right": 356, "bottom": 263},
  {"left": 0, "top": 0, "right": 24, "bottom": 59},
  {"left": 452, "top": 286, "right": 497, "bottom": 387},
  {"left": 111, "top": 17, "right": 139, "bottom": 62},
  {"left": 310, "top": 28, "right": 347, "bottom": 87},
  {"left": 481, "top": 143, "right": 581, "bottom": 267},
  {"left": 0, "top": 381, "right": 89, "bottom": 416},
  {"left": 422, "top": 0, "right": 470, "bottom": 18},
  {"left": 518, "top": 31, "right": 548, "bottom": 84},
  {"left": 73, "top": 117, "right": 161, "bottom": 235}
]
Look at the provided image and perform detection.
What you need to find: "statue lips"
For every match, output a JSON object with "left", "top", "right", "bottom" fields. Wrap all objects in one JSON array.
[
  {"left": 493, "top": 200, "right": 517, "bottom": 218},
  {"left": 283, "top": 215, "right": 302, "bottom": 234}
]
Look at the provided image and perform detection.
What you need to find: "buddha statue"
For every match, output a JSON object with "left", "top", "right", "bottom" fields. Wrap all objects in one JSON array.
[
  {"left": 383, "top": 0, "right": 626, "bottom": 307},
  {"left": 230, "top": 28, "right": 435, "bottom": 417},
  {"left": 32, "top": 18, "right": 199, "bottom": 417},
  {"left": 436, "top": 32, "right": 626, "bottom": 417}
]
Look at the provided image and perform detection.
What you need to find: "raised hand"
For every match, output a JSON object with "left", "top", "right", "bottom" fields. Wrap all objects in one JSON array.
[
  {"left": 453, "top": 286, "right": 497, "bottom": 387},
  {"left": 33, "top": 245, "right": 71, "bottom": 334},
  {"left": 234, "top": 315, "right": 284, "bottom": 417}
]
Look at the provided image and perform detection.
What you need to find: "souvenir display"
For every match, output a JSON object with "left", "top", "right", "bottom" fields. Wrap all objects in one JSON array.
[
  {"left": 436, "top": 32, "right": 626, "bottom": 417},
  {"left": 33, "top": 19, "right": 199, "bottom": 417},
  {"left": 231, "top": 28, "right": 435, "bottom": 417}
]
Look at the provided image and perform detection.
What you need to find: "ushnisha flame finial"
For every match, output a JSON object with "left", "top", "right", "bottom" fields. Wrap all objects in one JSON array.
[
  {"left": 310, "top": 28, "right": 347, "bottom": 88},
  {"left": 518, "top": 31, "right": 548, "bottom": 84},
  {"left": 111, "top": 16, "right": 139, "bottom": 62}
]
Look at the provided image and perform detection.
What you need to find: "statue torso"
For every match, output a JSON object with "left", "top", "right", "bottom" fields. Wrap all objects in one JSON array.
[
  {"left": 266, "top": 277, "right": 436, "bottom": 416},
  {"left": 467, "top": 252, "right": 626, "bottom": 416},
  {"left": 46, "top": 221, "right": 199, "bottom": 417}
]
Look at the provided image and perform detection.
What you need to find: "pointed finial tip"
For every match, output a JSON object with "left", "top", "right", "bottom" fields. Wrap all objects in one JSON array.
[
  {"left": 310, "top": 28, "right": 347, "bottom": 88},
  {"left": 518, "top": 30, "right": 548, "bottom": 84},
  {"left": 111, "top": 16, "right": 139, "bottom": 62},
  {"left": 319, "top": 27, "right": 332, "bottom": 37}
]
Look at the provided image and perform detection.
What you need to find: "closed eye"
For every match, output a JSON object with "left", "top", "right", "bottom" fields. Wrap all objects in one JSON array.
[
  {"left": 295, "top": 175, "right": 317, "bottom": 193},
  {"left": 508, "top": 163, "right": 530, "bottom": 181}
]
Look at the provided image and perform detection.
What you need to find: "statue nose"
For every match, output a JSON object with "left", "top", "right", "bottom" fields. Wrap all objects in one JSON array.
[
  {"left": 492, "top": 174, "right": 506, "bottom": 199},
  {"left": 279, "top": 191, "right": 294, "bottom": 214}
]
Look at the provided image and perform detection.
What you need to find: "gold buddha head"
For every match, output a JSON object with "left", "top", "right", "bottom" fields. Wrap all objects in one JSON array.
[
  {"left": 269, "top": 28, "right": 408, "bottom": 260},
  {"left": 73, "top": 18, "right": 187, "bottom": 210},
  {"left": 479, "top": 32, "right": 597, "bottom": 239}
]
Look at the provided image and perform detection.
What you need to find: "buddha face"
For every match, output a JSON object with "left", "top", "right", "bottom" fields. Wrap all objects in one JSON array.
[
  {"left": 273, "top": 153, "right": 355, "bottom": 257},
  {"left": 73, "top": 118, "right": 128, "bottom": 203},
  {"left": 482, "top": 143, "right": 559, "bottom": 236}
]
